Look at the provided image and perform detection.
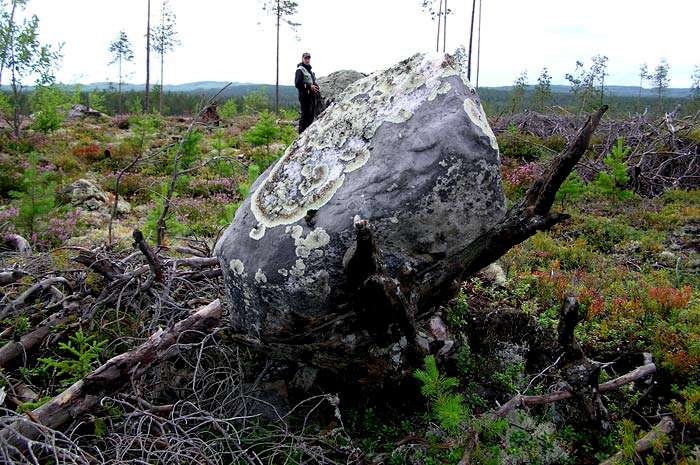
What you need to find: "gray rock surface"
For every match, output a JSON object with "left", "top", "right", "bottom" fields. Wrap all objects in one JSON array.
[
  {"left": 67, "top": 104, "right": 108, "bottom": 119},
  {"left": 64, "top": 179, "right": 109, "bottom": 210},
  {"left": 63, "top": 179, "right": 131, "bottom": 225},
  {"left": 316, "top": 70, "right": 367, "bottom": 110},
  {"left": 215, "top": 52, "right": 505, "bottom": 340}
]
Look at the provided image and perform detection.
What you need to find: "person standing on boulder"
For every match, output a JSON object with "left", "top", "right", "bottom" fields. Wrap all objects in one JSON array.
[{"left": 295, "top": 52, "right": 320, "bottom": 133}]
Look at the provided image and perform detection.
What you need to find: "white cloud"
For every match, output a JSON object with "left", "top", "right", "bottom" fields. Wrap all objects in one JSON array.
[{"left": 24, "top": 0, "right": 700, "bottom": 87}]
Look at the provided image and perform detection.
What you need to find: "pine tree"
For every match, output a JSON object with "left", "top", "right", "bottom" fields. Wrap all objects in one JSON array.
[
  {"left": 261, "top": 0, "right": 300, "bottom": 114},
  {"left": 151, "top": 0, "right": 180, "bottom": 114},
  {"left": 636, "top": 63, "right": 650, "bottom": 113},
  {"left": 591, "top": 54, "right": 608, "bottom": 106},
  {"left": 534, "top": 67, "right": 552, "bottom": 111},
  {"left": 108, "top": 31, "right": 134, "bottom": 114},
  {"left": 565, "top": 59, "right": 596, "bottom": 115},
  {"left": 0, "top": 0, "right": 61, "bottom": 137},
  {"left": 510, "top": 70, "right": 528, "bottom": 113},
  {"left": 651, "top": 59, "right": 670, "bottom": 112}
]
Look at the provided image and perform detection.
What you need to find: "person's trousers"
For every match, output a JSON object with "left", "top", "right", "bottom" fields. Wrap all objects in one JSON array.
[{"left": 298, "top": 93, "right": 315, "bottom": 133}]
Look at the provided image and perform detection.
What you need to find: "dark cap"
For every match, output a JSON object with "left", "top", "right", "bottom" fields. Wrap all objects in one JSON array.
[{"left": 302, "top": 52, "right": 311, "bottom": 58}]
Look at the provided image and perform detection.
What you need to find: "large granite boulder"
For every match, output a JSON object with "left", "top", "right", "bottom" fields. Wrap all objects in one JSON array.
[
  {"left": 215, "top": 52, "right": 505, "bottom": 343},
  {"left": 316, "top": 70, "right": 367, "bottom": 111}
]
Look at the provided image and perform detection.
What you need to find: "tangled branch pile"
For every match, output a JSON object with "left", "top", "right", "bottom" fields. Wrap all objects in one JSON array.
[{"left": 493, "top": 110, "right": 700, "bottom": 196}]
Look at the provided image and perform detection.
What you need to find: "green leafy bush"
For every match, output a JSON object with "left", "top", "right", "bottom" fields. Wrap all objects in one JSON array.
[
  {"left": 497, "top": 127, "right": 546, "bottom": 161},
  {"left": 414, "top": 355, "right": 469, "bottom": 433},
  {"left": 244, "top": 111, "right": 279, "bottom": 151},
  {"left": 9, "top": 152, "right": 56, "bottom": 237},
  {"left": 30, "top": 85, "right": 70, "bottom": 133},
  {"left": 37, "top": 330, "right": 106, "bottom": 385},
  {"left": 593, "top": 138, "right": 633, "bottom": 200},
  {"left": 219, "top": 98, "right": 238, "bottom": 120},
  {"left": 580, "top": 216, "right": 639, "bottom": 253}
]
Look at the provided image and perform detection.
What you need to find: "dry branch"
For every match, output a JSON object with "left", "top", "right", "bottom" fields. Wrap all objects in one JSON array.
[
  {"left": 0, "top": 277, "right": 72, "bottom": 320},
  {"left": 599, "top": 416, "right": 674, "bottom": 465},
  {"left": 0, "top": 299, "right": 222, "bottom": 447},
  {"left": 0, "top": 269, "right": 28, "bottom": 286},
  {"left": 132, "top": 229, "right": 164, "bottom": 283},
  {"left": 491, "top": 362, "right": 656, "bottom": 419}
]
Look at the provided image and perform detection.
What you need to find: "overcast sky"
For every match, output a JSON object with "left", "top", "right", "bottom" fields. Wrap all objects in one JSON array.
[{"left": 24, "top": 0, "right": 700, "bottom": 88}]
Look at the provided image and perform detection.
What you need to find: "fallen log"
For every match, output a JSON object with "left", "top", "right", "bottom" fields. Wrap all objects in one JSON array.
[
  {"left": 0, "top": 299, "right": 222, "bottom": 448},
  {"left": 0, "top": 269, "right": 28, "bottom": 286},
  {"left": 599, "top": 416, "right": 674, "bottom": 465},
  {"left": 0, "top": 311, "right": 74, "bottom": 369},
  {"left": 0, "top": 277, "right": 72, "bottom": 320},
  {"left": 2, "top": 234, "right": 31, "bottom": 256}
]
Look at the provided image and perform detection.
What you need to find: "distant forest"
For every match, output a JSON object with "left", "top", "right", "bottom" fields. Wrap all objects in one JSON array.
[{"left": 2, "top": 82, "right": 697, "bottom": 119}]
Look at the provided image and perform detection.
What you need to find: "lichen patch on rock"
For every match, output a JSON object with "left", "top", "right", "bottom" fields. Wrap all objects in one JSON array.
[{"left": 250, "top": 53, "right": 469, "bottom": 230}]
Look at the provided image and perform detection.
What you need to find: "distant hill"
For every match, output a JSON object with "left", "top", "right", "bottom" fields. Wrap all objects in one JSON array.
[{"left": 3, "top": 81, "right": 693, "bottom": 99}]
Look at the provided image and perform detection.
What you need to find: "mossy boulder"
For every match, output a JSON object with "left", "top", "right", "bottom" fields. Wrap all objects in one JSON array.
[{"left": 215, "top": 53, "right": 505, "bottom": 343}]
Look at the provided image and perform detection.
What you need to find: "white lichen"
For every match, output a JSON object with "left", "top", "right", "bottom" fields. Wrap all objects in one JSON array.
[
  {"left": 249, "top": 223, "right": 266, "bottom": 241},
  {"left": 250, "top": 53, "right": 465, "bottom": 230},
  {"left": 289, "top": 259, "right": 307, "bottom": 277},
  {"left": 293, "top": 227, "right": 331, "bottom": 258},
  {"left": 255, "top": 269, "right": 267, "bottom": 284},
  {"left": 229, "top": 259, "right": 245, "bottom": 276}
]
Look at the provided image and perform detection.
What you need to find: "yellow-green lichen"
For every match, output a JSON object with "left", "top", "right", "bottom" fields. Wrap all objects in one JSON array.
[{"left": 463, "top": 98, "right": 498, "bottom": 151}]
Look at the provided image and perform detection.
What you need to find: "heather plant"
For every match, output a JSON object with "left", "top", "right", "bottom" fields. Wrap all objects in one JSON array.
[{"left": 502, "top": 162, "right": 542, "bottom": 200}]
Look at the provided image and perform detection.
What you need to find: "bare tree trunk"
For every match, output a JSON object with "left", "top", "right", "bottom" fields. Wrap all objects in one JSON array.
[
  {"left": 435, "top": 0, "right": 443, "bottom": 53},
  {"left": 442, "top": 0, "right": 447, "bottom": 53},
  {"left": 11, "top": 64, "right": 19, "bottom": 138},
  {"left": 476, "top": 0, "right": 482, "bottom": 89},
  {"left": 159, "top": 51, "right": 164, "bottom": 114},
  {"left": 467, "top": 0, "right": 477, "bottom": 81},
  {"left": 144, "top": 0, "right": 151, "bottom": 114},
  {"left": 118, "top": 57, "right": 123, "bottom": 114},
  {"left": 0, "top": 0, "right": 20, "bottom": 87},
  {"left": 275, "top": 0, "right": 280, "bottom": 114}
]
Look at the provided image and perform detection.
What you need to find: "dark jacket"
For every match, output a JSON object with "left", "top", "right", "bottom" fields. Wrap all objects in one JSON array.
[{"left": 295, "top": 62, "right": 316, "bottom": 96}]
